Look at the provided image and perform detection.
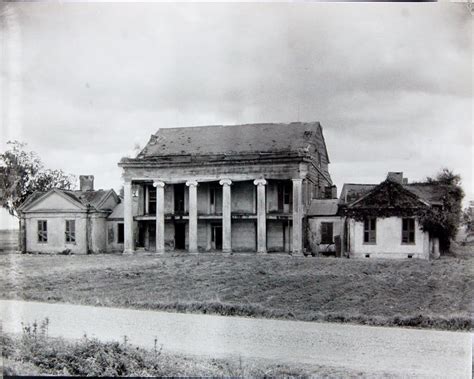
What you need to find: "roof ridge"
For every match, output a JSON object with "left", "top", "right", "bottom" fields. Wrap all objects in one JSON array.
[{"left": 154, "top": 121, "right": 320, "bottom": 134}]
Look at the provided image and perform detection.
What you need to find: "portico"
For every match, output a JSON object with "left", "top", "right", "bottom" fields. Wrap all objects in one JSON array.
[{"left": 122, "top": 177, "right": 304, "bottom": 254}]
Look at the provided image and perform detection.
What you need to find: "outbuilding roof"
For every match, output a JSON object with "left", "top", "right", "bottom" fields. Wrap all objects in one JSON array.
[
  {"left": 340, "top": 182, "right": 447, "bottom": 207},
  {"left": 308, "top": 199, "right": 340, "bottom": 216},
  {"left": 19, "top": 188, "right": 119, "bottom": 213},
  {"left": 136, "top": 122, "right": 330, "bottom": 161}
]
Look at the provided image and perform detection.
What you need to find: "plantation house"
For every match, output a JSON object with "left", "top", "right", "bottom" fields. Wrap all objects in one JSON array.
[{"left": 18, "top": 122, "right": 445, "bottom": 259}]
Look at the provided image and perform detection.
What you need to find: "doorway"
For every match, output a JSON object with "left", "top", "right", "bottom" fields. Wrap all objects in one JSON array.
[
  {"left": 175, "top": 223, "right": 186, "bottom": 250},
  {"left": 211, "top": 224, "right": 223, "bottom": 250}
]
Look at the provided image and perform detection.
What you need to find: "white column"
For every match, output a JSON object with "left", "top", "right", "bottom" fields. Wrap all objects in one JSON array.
[
  {"left": 254, "top": 179, "right": 267, "bottom": 253},
  {"left": 123, "top": 180, "right": 134, "bottom": 254},
  {"left": 292, "top": 178, "right": 303, "bottom": 255},
  {"left": 186, "top": 180, "right": 198, "bottom": 253},
  {"left": 154, "top": 180, "right": 165, "bottom": 254},
  {"left": 219, "top": 179, "right": 232, "bottom": 253}
]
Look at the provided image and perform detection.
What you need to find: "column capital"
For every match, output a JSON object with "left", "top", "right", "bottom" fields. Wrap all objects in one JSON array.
[
  {"left": 253, "top": 178, "right": 267, "bottom": 186},
  {"left": 292, "top": 178, "right": 303, "bottom": 183},
  {"left": 186, "top": 180, "right": 199, "bottom": 187},
  {"left": 153, "top": 180, "right": 165, "bottom": 188},
  {"left": 219, "top": 179, "right": 232, "bottom": 186}
]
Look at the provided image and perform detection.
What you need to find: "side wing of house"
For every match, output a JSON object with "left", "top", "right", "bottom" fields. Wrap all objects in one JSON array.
[
  {"left": 344, "top": 180, "right": 431, "bottom": 259},
  {"left": 20, "top": 190, "right": 89, "bottom": 254}
]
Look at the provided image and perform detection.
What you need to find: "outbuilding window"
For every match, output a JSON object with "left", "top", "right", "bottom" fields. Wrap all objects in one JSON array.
[
  {"left": 402, "top": 218, "right": 415, "bottom": 244},
  {"left": 38, "top": 220, "right": 48, "bottom": 243},
  {"left": 117, "top": 223, "right": 124, "bottom": 244},
  {"left": 65, "top": 220, "right": 76, "bottom": 243},
  {"left": 363, "top": 218, "right": 376, "bottom": 244},
  {"left": 321, "top": 222, "right": 334, "bottom": 244}
]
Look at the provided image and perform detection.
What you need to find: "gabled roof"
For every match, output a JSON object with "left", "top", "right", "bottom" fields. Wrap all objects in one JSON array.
[
  {"left": 108, "top": 201, "right": 124, "bottom": 219},
  {"left": 339, "top": 182, "right": 447, "bottom": 207},
  {"left": 308, "top": 199, "right": 339, "bottom": 216},
  {"left": 339, "top": 184, "right": 377, "bottom": 205},
  {"left": 348, "top": 180, "right": 430, "bottom": 210},
  {"left": 135, "top": 122, "right": 330, "bottom": 161},
  {"left": 19, "top": 188, "right": 119, "bottom": 213}
]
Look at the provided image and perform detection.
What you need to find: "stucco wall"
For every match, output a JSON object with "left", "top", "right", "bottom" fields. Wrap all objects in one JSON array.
[
  {"left": 106, "top": 220, "right": 124, "bottom": 252},
  {"left": 348, "top": 217, "right": 429, "bottom": 259},
  {"left": 25, "top": 213, "right": 88, "bottom": 254},
  {"left": 231, "top": 220, "right": 256, "bottom": 252},
  {"left": 308, "top": 217, "right": 343, "bottom": 255},
  {"left": 90, "top": 216, "right": 107, "bottom": 253}
]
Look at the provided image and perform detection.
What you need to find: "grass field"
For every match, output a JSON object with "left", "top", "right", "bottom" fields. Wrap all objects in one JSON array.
[{"left": 1, "top": 245, "right": 472, "bottom": 331}]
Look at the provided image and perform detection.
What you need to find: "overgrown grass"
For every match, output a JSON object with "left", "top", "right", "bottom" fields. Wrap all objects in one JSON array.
[
  {"left": 1, "top": 320, "right": 376, "bottom": 377},
  {"left": 1, "top": 245, "right": 472, "bottom": 330}
]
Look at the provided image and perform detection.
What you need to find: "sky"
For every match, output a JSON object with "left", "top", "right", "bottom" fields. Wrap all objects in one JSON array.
[{"left": 0, "top": 2, "right": 472, "bottom": 228}]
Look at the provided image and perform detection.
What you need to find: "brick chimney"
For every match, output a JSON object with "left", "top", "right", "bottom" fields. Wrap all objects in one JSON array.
[
  {"left": 79, "top": 175, "right": 94, "bottom": 191},
  {"left": 386, "top": 172, "right": 403, "bottom": 184}
]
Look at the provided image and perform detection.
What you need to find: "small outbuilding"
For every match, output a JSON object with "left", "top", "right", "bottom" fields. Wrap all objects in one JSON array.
[
  {"left": 340, "top": 172, "right": 442, "bottom": 260},
  {"left": 18, "top": 176, "right": 120, "bottom": 254}
]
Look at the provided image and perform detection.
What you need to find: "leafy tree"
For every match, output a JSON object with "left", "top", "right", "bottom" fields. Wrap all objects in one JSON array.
[
  {"left": 0, "top": 141, "right": 75, "bottom": 217},
  {"left": 461, "top": 207, "right": 472, "bottom": 232},
  {"left": 418, "top": 168, "right": 464, "bottom": 253}
]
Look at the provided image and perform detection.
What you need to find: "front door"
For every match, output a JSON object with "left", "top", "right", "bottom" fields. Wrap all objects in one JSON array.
[
  {"left": 149, "top": 223, "right": 156, "bottom": 251},
  {"left": 212, "top": 225, "right": 222, "bottom": 250},
  {"left": 175, "top": 223, "right": 186, "bottom": 250}
]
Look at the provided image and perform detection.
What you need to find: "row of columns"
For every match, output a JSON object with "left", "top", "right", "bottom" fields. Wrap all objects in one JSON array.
[{"left": 124, "top": 178, "right": 303, "bottom": 255}]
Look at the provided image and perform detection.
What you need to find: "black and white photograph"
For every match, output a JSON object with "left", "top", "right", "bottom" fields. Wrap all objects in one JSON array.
[{"left": 0, "top": 1, "right": 472, "bottom": 377}]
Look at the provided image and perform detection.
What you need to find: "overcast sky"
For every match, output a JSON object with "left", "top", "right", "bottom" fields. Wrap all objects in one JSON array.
[{"left": 1, "top": 2, "right": 472, "bottom": 227}]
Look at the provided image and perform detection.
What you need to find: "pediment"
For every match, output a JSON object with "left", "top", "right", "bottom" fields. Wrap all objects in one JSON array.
[
  {"left": 349, "top": 180, "right": 428, "bottom": 209},
  {"left": 25, "top": 191, "right": 85, "bottom": 212}
]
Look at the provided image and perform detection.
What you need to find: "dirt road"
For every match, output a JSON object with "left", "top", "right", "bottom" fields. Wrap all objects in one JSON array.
[{"left": 1, "top": 300, "right": 471, "bottom": 377}]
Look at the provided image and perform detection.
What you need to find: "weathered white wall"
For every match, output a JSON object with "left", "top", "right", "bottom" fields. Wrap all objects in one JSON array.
[
  {"left": 25, "top": 213, "right": 88, "bottom": 254},
  {"left": 308, "top": 217, "right": 343, "bottom": 255},
  {"left": 90, "top": 216, "right": 107, "bottom": 253},
  {"left": 348, "top": 217, "right": 429, "bottom": 259},
  {"left": 231, "top": 220, "right": 256, "bottom": 252},
  {"left": 106, "top": 220, "right": 124, "bottom": 252}
]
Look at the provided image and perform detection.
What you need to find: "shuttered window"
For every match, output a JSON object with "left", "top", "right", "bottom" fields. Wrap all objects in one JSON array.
[
  {"left": 363, "top": 218, "right": 376, "bottom": 244},
  {"left": 402, "top": 218, "right": 415, "bottom": 244},
  {"left": 65, "top": 220, "right": 76, "bottom": 243},
  {"left": 38, "top": 220, "right": 48, "bottom": 243},
  {"left": 321, "top": 222, "right": 334, "bottom": 244}
]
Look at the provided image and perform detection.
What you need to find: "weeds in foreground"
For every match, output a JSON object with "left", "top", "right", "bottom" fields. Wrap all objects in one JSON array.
[{"left": 2, "top": 319, "right": 163, "bottom": 376}]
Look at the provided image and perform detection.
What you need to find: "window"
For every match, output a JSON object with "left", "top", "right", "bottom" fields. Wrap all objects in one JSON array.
[
  {"left": 277, "top": 182, "right": 292, "bottom": 212},
  {"left": 321, "top": 222, "right": 334, "bottom": 244},
  {"left": 324, "top": 186, "right": 333, "bottom": 199},
  {"left": 37, "top": 220, "right": 48, "bottom": 243},
  {"left": 283, "top": 184, "right": 291, "bottom": 205},
  {"left": 210, "top": 187, "right": 216, "bottom": 206},
  {"left": 65, "top": 220, "right": 76, "bottom": 243},
  {"left": 148, "top": 186, "right": 156, "bottom": 214},
  {"left": 402, "top": 218, "right": 415, "bottom": 244},
  {"left": 363, "top": 218, "right": 376, "bottom": 244},
  {"left": 117, "top": 223, "right": 124, "bottom": 244}
]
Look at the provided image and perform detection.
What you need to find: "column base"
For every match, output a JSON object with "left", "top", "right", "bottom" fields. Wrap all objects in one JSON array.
[
  {"left": 222, "top": 248, "right": 232, "bottom": 254},
  {"left": 257, "top": 249, "right": 267, "bottom": 254},
  {"left": 123, "top": 249, "right": 135, "bottom": 255}
]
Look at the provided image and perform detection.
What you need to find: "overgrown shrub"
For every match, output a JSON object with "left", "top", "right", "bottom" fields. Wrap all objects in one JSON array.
[{"left": 1, "top": 319, "right": 163, "bottom": 376}]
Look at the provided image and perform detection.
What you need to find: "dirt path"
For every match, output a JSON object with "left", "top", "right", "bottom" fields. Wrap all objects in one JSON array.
[{"left": 1, "top": 300, "right": 471, "bottom": 378}]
